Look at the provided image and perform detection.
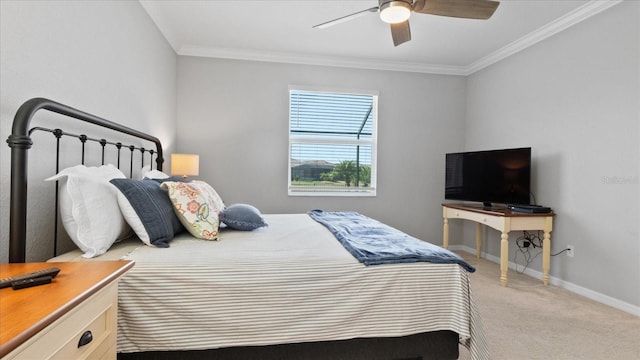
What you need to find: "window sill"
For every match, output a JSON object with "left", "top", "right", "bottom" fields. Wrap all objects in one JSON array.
[{"left": 288, "top": 189, "right": 376, "bottom": 197}]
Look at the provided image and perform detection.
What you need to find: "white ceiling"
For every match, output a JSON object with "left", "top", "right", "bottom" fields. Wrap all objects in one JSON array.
[{"left": 140, "top": 0, "right": 621, "bottom": 75}]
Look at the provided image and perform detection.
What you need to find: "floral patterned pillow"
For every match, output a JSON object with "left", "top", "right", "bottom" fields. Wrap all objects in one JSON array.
[{"left": 161, "top": 181, "right": 225, "bottom": 240}]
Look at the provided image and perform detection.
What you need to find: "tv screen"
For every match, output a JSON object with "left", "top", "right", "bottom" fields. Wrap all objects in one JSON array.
[{"left": 445, "top": 147, "right": 531, "bottom": 206}]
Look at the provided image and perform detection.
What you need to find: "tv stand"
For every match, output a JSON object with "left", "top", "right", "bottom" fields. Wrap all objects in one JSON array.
[{"left": 442, "top": 203, "right": 554, "bottom": 287}]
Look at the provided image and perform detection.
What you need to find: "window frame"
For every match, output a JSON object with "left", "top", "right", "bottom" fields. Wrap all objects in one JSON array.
[{"left": 288, "top": 85, "right": 378, "bottom": 197}]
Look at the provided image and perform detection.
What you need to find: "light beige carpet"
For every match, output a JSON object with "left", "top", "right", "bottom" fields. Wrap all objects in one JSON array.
[{"left": 456, "top": 252, "right": 640, "bottom": 360}]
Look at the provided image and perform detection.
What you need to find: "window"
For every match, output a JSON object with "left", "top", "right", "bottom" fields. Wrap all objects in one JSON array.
[{"left": 288, "top": 86, "right": 378, "bottom": 196}]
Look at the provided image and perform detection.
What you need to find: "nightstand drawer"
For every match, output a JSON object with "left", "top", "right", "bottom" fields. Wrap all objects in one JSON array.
[{"left": 5, "top": 282, "right": 117, "bottom": 360}]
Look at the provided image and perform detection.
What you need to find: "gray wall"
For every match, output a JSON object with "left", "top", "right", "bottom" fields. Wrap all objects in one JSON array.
[
  {"left": 177, "top": 56, "right": 467, "bottom": 243},
  {"left": 464, "top": 2, "right": 639, "bottom": 308},
  {"left": 0, "top": 0, "right": 177, "bottom": 262}
]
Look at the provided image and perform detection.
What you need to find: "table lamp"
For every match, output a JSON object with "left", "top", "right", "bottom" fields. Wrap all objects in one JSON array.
[{"left": 171, "top": 153, "right": 199, "bottom": 178}]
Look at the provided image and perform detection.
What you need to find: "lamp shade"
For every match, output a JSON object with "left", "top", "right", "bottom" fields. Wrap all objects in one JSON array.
[{"left": 171, "top": 153, "right": 199, "bottom": 177}]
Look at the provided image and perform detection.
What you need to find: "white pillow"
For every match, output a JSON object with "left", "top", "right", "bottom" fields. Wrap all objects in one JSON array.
[
  {"left": 45, "top": 164, "right": 132, "bottom": 258},
  {"left": 139, "top": 164, "right": 170, "bottom": 180}
]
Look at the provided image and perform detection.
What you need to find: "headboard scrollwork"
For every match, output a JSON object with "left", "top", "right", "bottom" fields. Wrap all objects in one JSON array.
[{"left": 6, "top": 98, "right": 164, "bottom": 263}]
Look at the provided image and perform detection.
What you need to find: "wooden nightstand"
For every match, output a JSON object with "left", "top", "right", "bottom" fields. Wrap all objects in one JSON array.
[{"left": 0, "top": 261, "right": 134, "bottom": 359}]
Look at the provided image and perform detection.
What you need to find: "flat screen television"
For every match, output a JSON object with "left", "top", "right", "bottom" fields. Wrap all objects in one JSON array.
[{"left": 445, "top": 147, "right": 531, "bottom": 207}]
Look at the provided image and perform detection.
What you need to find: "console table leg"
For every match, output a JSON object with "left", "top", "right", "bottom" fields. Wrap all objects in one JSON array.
[
  {"left": 475, "top": 223, "right": 482, "bottom": 259},
  {"left": 500, "top": 232, "right": 509, "bottom": 287},
  {"left": 443, "top": 217, "right": 449, "bottom": 249},
  {"left": 542, "top": 231, "right": 551, "bottom": 285}
]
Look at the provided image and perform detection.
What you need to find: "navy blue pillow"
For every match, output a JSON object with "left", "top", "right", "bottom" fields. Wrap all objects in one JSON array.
[
  {"left": 110, "top": 179, "right": 184, "bottom": 247},
  {"left": 220, "top": 204, "right": 267, "bottom": 231}
]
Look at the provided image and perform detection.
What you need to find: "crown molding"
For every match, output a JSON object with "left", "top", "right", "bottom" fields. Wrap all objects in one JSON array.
[
  {"left": 175, "top": 0, "right": 622, "bottom": 76},
  {"left": 140, "top": 0, "right": 181, "bottom": 51},
  {"left": 464, "top": 0, "right": 623, "bottom": 75},
  {"left": 178, "top": 46, "right": 468, "bottom": 76}
]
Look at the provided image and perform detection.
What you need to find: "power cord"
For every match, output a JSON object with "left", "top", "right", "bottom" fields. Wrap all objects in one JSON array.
[
  {"left": 514, "top": 230, "right": 572, "bottom": 273},
  {"left": 551, "top": 248, "right": 571, "bottom": 256},
  {"left": 513, "top": 231, "right": 542, "bottom": 274}
]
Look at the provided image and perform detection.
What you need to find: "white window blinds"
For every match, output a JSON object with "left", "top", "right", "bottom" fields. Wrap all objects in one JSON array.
[{"left": 288, "top": 87, "right": 377, "bottom": 196}]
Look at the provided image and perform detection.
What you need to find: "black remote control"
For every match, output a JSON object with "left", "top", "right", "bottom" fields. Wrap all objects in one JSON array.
[
  {"left": 0, "top": 267, "right": 60, "bottom": 289},
  {"left": 11, "top": 276, "right": 53, "bottom": 290}
]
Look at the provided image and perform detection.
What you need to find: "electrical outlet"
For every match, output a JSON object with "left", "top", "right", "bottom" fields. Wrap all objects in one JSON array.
[{"left": 566, "top": 245, "right": 575, "bottom": 258}]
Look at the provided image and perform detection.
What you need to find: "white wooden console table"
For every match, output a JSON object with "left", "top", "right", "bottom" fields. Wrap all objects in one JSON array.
[{"left": 442, "top": 203, "right": 554, "bottom": 287}]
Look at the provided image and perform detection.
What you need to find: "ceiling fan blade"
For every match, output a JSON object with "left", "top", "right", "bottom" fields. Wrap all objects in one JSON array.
[
  {"left": 390, "top": 20, "right": 411, "bottom": 47},
  {"left": 313, "top": 6, "right": 379, "bottom": 29},
  {"left": 413, "top": 0, "right": 499, "bottom": 20}
]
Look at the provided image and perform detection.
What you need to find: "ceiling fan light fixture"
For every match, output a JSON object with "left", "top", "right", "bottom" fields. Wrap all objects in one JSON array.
[{"left": 379, "top": 1, "right": 411, "bottom": 24}]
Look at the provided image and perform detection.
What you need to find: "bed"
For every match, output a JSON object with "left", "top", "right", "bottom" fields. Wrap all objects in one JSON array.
[{"left": 6, "top": 98, "right": 488, "bottom": 360}]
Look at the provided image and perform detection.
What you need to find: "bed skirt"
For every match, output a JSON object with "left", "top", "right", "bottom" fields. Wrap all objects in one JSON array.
[{"left": 117, "top": 330, "right": 459, "bottom": 360}]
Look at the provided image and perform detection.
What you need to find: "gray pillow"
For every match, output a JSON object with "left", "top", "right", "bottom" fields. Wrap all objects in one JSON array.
[{"left": 220, "top": 204, "right": 267, "bottom": 231}]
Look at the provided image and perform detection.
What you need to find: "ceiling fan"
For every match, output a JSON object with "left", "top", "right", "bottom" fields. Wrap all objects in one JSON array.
[{"left": 313, "top": 0, "right": 500, "bottom": 47}]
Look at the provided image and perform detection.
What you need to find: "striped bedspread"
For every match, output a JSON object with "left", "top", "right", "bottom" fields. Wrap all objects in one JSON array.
[{"left": 50, "top": 214, "right": 489, "bottom": 360}]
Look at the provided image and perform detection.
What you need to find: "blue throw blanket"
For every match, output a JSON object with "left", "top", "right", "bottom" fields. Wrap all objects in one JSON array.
[{"left": 308, "top": 210, "right": 475, "bottom": 272}]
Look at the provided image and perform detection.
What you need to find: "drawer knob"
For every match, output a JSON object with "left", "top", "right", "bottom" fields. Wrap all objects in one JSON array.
[{"left": 78, "top": 330, "right": 93, "bottom": 348}]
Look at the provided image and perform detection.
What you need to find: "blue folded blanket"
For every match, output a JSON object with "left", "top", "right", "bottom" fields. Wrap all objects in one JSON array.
[{"left": 308, "top": 210, "right": 475, "bottom": 272}]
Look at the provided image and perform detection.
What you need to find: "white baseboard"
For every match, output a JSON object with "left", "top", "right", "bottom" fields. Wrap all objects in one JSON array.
[{"left": 450, "top": 245, "right": 640, "bottom": 317}]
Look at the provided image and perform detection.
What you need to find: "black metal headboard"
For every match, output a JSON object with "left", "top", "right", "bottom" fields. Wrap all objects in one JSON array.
[{"left": 6, "top": 98, "right": 164, "bottom": 263}]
